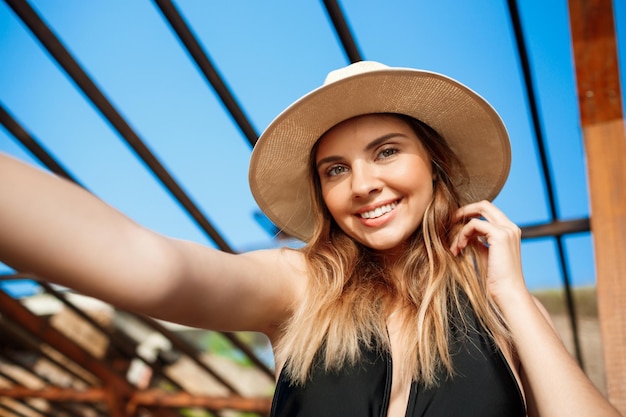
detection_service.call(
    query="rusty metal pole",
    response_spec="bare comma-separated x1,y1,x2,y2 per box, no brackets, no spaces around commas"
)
0,289,134,415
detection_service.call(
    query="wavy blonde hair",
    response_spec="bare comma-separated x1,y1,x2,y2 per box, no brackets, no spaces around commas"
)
274,114,511,386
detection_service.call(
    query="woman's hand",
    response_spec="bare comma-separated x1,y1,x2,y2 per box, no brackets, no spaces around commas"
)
450,200,526,300
451,201,621,416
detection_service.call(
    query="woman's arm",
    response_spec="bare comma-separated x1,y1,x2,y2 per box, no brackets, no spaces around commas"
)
497,284,620,416
0,153,305,336
451,200,620,417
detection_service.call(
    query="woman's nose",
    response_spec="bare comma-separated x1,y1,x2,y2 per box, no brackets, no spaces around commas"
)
351,163,382,198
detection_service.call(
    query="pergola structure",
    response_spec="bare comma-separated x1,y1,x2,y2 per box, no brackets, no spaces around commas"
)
0,0,624,415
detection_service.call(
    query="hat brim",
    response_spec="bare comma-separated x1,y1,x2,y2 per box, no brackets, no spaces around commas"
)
249,65,511,242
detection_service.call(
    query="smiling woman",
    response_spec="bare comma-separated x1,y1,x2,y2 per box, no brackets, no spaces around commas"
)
315,114,435,253
0,61,620,417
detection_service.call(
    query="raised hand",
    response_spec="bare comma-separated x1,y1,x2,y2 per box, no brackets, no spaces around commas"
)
450,200,526,300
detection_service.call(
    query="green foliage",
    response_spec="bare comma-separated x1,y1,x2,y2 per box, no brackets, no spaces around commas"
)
180,408,212,417
201,332,254,367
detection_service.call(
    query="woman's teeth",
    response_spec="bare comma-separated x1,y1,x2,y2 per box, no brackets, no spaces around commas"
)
360,202,397,219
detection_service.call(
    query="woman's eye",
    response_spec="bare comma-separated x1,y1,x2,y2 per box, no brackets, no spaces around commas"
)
326,165,348,177
378,148,398,159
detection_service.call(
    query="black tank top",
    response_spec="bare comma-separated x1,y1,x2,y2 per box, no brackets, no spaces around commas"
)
270,302,526,417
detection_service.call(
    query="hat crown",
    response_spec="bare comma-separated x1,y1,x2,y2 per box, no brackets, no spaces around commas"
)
324,61,389,85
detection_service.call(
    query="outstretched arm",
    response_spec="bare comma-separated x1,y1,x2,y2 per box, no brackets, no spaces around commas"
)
0,153,305,337
451,201,620,417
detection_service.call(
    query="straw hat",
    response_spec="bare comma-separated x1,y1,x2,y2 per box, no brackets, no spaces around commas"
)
249,61,511,242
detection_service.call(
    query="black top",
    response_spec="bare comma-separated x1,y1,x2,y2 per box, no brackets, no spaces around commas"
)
270,303,526,417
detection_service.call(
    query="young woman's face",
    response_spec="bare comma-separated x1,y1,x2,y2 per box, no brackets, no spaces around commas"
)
315,114,434,253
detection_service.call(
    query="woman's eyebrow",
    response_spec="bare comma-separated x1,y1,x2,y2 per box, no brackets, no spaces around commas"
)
364,132,407,152
316,155,343,171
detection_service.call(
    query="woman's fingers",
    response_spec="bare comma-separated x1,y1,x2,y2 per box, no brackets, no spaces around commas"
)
451,200,526,297
454,200,512,226
451,217,491,255
451,201,520,252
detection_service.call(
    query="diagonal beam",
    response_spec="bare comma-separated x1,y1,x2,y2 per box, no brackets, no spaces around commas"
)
152,0,259,147
506,0,583,364
0,103,84,187
131,314,242,395
37,281,185,391
0,401,32,417
321,0,363,63
0,320,97,387
0,289,133,396
2,273,275,388
0,354,99,417
220,332,274,379
3,0,233,252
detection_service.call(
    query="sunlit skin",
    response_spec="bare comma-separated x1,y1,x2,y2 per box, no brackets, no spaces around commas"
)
315,114,434,257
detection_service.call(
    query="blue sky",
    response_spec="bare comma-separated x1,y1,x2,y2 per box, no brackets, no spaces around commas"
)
1,0,625,293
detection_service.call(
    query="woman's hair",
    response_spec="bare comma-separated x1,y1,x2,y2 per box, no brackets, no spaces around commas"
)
274,114,511,386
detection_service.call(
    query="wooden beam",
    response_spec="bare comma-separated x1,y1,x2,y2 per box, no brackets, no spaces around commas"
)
568,0,622,125
127,390,272,415
0,387,272,415
0,289,132,417
0,387,107,402
568,0,626,412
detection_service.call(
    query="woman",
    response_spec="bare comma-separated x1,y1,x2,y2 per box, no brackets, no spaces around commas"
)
0,61,619,416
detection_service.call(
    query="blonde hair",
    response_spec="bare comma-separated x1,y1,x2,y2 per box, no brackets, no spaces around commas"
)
274,114,511,386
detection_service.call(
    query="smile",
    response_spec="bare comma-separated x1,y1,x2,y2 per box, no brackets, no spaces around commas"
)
358,201,398,219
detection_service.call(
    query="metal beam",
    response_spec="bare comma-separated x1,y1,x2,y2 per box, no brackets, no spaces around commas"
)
152,0,259,147
0,103,84,187
322,0,363,63
520,218,590,239
0,319,97,386
221,332,275,379
3,0,233,253
0,356,93,417
0,401,32,417
131,314,242,395
0,289,134,401
128,390,272,415
507,0,583,364
0,386,107,403
37,281,185,391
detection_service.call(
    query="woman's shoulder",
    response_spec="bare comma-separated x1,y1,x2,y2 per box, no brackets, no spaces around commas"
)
241,246,307,274
238,246,309,297
236,247,309,339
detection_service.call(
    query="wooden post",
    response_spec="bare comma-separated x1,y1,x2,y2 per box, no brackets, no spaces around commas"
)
568,0,626,412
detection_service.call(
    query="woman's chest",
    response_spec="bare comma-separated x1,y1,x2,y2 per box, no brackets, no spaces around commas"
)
270,320,526,417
